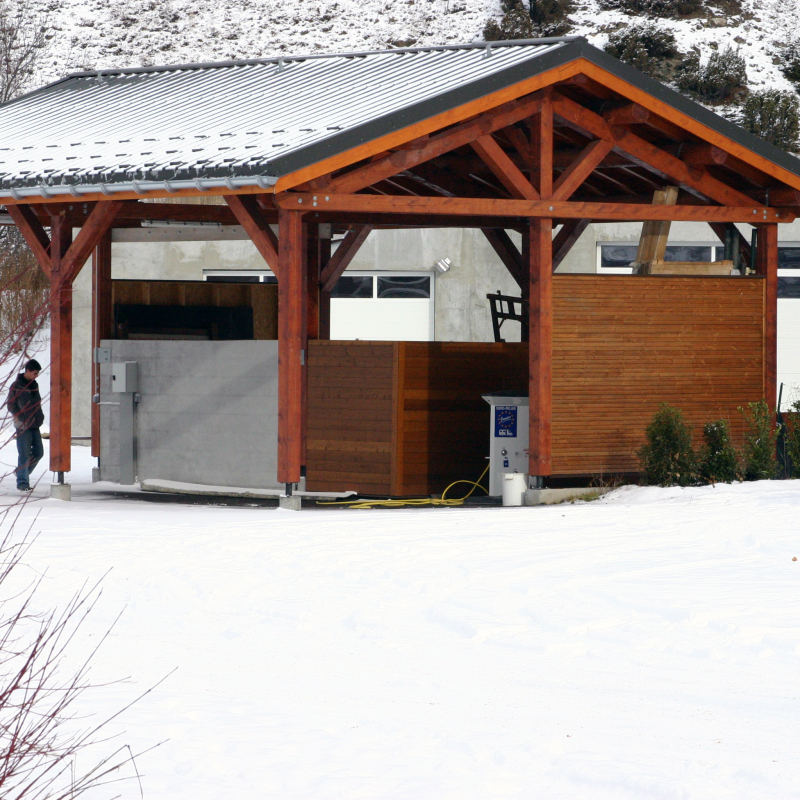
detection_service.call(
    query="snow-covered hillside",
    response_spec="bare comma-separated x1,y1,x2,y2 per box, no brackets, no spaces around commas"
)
24,0,800,102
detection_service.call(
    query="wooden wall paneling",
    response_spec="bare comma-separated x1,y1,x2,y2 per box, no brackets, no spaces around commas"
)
250,285,278,339
390,341,406,496
550,276,765,475
305,341,395,494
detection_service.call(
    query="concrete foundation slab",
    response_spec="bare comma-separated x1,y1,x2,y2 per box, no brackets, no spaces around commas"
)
279,495,302,511
50,483,72,501
524,486,616,506
140,478,354,501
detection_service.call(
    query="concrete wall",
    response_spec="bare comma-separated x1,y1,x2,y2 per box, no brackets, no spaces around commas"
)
98,339,279,488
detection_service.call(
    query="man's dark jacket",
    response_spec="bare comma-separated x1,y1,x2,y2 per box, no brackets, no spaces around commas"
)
7,374,44,432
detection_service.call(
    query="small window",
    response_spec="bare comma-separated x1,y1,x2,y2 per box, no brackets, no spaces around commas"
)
664,246,712,262
332,275,373,298
377,275,431,298
262,276,278,284
778,277,800,298
206,274,260,283
600,245,637,269
779,247,800,269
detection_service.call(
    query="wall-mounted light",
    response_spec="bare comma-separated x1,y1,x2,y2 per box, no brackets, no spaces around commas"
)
434,257,452,274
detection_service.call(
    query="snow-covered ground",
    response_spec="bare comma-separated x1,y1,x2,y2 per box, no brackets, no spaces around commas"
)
1,439,799,799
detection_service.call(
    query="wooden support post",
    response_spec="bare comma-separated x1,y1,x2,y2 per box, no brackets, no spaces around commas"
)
306,224,320,341
319,225,333,339
49,214,73,475
278,208,305,487
91,232,112,458
528,89,553,481
756,224,778,412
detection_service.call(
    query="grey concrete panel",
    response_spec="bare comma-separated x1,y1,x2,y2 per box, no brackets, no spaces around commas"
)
99,340,279,489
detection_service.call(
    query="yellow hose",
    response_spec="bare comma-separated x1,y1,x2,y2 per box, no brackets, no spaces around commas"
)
317,463,490,509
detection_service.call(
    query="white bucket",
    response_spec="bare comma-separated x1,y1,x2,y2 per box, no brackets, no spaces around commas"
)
502,472,528,507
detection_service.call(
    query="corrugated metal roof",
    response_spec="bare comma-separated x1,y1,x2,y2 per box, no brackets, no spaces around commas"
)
1,37,799,200
0,39,572,197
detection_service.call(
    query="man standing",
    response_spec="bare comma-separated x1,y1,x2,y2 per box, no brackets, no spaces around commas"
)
7,359,44,492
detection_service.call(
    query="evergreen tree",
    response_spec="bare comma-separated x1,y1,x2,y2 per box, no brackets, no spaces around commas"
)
742,89,800,151
637,404,697,486
739,400,778,481
697,419,739,483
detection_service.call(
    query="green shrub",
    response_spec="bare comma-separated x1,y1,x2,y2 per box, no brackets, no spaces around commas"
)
697,419,739,483
484,0,572,40
638,404,696,486
739,399,778,480
784,403,800,478
675,47,747,105
778,42,800,85
598,0,703,18
741,89,800,151
605,23,679,79
529,0,572,36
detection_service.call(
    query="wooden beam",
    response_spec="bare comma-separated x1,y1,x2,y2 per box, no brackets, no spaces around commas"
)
224,194,280,275
482,228,525,290
306,224,320,341
277,208,305,486
91,232,112,459
319,228,333,339
49,214,73,475
503,124,532,163
470,134,539,200
552,93,761,208
757,224,778,413
60,200,123,287
7,204,51,277
530,87,554,199
528,217,553,477
552,138,614,201
603,102,686,141
319,225,373,292
327,93,544,195
552,218,590,270
275,192,792,222
635,186,679,268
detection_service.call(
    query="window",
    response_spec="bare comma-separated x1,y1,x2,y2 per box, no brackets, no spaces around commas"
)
600,245,637,270
778,277,800,298
205,274,260,283
663,246,712,262
779,247,800,269
377,275,431,298
331,276,373,298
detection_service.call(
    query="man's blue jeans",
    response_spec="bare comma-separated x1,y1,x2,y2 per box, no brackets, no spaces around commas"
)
15,428,43,489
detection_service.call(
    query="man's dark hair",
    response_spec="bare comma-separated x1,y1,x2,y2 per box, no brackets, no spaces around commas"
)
24,359,41,372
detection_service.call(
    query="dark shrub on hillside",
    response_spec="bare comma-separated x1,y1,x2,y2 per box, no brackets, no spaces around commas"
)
638,404,696,486
484,0,571,40
675,46,747,104
598,0,703,18
529,0,572,36
739,399,777,481
778,42,800,85
741,89,800,151
484,0,534,40
697,420,739,484
605,23,678,79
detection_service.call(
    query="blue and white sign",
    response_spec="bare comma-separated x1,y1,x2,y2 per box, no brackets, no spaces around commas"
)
494,406,517,438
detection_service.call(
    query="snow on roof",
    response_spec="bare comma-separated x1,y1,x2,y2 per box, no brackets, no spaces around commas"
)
0,39,571,198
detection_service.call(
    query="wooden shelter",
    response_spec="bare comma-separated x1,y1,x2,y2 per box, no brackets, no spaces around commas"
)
0,37,798,494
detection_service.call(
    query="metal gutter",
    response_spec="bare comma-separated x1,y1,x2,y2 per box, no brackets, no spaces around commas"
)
5,174,277,200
